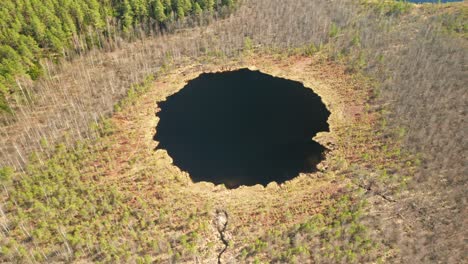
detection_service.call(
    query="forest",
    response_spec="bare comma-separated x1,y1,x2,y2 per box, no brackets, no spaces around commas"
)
0,0,234,112
0,0,466,263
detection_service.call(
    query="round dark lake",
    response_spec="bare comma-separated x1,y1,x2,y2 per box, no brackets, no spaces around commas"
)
154,69,330,188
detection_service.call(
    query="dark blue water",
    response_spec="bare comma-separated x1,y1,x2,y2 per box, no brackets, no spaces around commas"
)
154,69,330,188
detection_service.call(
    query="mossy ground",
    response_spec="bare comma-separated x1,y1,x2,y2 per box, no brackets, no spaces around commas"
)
1,51,418,263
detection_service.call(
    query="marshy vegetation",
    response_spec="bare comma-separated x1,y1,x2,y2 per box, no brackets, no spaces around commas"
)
0,0,466,263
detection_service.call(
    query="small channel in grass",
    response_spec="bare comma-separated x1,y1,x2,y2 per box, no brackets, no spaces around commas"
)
154,69,331,188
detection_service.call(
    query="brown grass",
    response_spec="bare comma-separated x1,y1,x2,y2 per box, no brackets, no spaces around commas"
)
75,52,375,262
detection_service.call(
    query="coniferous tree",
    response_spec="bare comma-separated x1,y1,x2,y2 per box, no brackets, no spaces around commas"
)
152,0,167,22
193,2,202,16
0,0,236,112
120,0,135,32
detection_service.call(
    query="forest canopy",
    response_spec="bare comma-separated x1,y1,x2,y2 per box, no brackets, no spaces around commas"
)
0,0,235,113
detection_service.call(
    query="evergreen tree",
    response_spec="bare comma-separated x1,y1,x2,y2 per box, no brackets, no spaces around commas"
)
222,0,234,7
131,0,149,23
0,0,236,112
183,0,192,12
163,0,174,20
198,0,215,12
193,2,202,16
120,0,135,32
152,0,167,22
174,0,186,18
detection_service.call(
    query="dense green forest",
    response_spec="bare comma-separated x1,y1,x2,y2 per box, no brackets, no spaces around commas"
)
0,0,234,112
